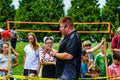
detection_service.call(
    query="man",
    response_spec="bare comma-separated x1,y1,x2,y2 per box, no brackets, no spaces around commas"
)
10,27,19,49
50,17,81,80
111,27,120,53
0,30,20,57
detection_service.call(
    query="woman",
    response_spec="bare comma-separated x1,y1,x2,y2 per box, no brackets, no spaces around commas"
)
39,36,56,78
23,33,41,77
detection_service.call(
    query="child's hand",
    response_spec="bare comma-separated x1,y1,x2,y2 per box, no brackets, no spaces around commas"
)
42,45,51,53
15,53,20,57
101,37,105,43
91,74,95,78
3,68,8,72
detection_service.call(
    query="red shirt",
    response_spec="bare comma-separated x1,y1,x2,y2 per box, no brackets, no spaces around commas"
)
110,32,115,39
111,35,120,49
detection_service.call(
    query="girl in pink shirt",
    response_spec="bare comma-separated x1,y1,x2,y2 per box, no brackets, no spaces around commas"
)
39,36,56,78
108,52,120,78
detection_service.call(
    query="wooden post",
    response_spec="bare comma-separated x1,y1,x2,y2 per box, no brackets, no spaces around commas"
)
7,21,10,31
104,39,108,79
8,42,11,80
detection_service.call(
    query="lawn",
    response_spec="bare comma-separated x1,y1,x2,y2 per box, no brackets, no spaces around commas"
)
13,42,113,75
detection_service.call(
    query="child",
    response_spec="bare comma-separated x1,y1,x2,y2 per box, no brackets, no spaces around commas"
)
0,43,18,79
95,43,113,77
108,52,120,77
81,54,96,78
82,38,105,71
82,40,95,60
0,30,20,57
23,33,41,77
89,65,101,78
39,36,56,78
82,40,95,70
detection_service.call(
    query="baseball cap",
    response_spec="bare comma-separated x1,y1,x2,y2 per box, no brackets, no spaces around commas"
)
1,30,13,37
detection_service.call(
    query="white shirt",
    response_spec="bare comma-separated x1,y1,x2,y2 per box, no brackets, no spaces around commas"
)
24,44,41,70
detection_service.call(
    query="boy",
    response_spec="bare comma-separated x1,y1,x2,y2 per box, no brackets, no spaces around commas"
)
95,43,113,77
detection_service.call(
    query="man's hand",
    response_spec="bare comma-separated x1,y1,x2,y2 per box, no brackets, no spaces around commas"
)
50,50,56,57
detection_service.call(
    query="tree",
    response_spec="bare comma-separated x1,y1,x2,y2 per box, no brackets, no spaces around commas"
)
0,0,15,29
102,0,120,32
15,0,64,42
67,0,102,41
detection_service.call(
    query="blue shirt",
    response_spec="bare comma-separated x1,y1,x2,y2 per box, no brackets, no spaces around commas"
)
89,53,94,60
81,63,88,78
81,63,91,78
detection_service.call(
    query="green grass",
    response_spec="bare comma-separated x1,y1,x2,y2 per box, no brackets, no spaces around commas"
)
13,42,113,75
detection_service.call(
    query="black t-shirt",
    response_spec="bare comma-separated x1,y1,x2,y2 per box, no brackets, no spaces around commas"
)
56,31,82,80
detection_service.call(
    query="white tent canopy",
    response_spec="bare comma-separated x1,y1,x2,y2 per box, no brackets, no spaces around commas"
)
0,28,4,32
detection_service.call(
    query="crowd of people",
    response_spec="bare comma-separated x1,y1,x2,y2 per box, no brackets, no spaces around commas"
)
0,16,120,80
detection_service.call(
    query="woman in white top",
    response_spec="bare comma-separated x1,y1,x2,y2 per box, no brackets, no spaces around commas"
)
23,33,41,77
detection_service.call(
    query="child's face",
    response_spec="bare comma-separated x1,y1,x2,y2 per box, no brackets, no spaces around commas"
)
101,44,108,53
28,35,34,44
82,54,89,63
101,45,105,53
114,59,120,66
84,45,91,50
2,44,9,54
2,36,10,41
45,39,53,49
91,72,99,78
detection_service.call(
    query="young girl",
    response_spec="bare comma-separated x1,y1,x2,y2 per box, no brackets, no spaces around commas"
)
0,43,18,79
39,36,56,78
23,33,41,77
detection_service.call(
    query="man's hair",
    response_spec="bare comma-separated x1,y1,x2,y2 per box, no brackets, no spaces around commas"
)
59,16,73,26
113,52,120,60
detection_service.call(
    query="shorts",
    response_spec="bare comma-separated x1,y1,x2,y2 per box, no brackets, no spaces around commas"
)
23,69,37,76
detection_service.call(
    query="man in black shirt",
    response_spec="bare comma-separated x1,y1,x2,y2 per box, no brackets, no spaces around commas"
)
50,16,82,80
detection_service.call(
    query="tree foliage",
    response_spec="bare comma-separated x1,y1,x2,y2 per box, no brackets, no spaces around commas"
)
15,0,64,42
102,0,120,32
0,0,15,29
67,0,103,41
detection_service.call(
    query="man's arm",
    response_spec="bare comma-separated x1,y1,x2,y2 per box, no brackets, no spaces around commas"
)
50,51,73,60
